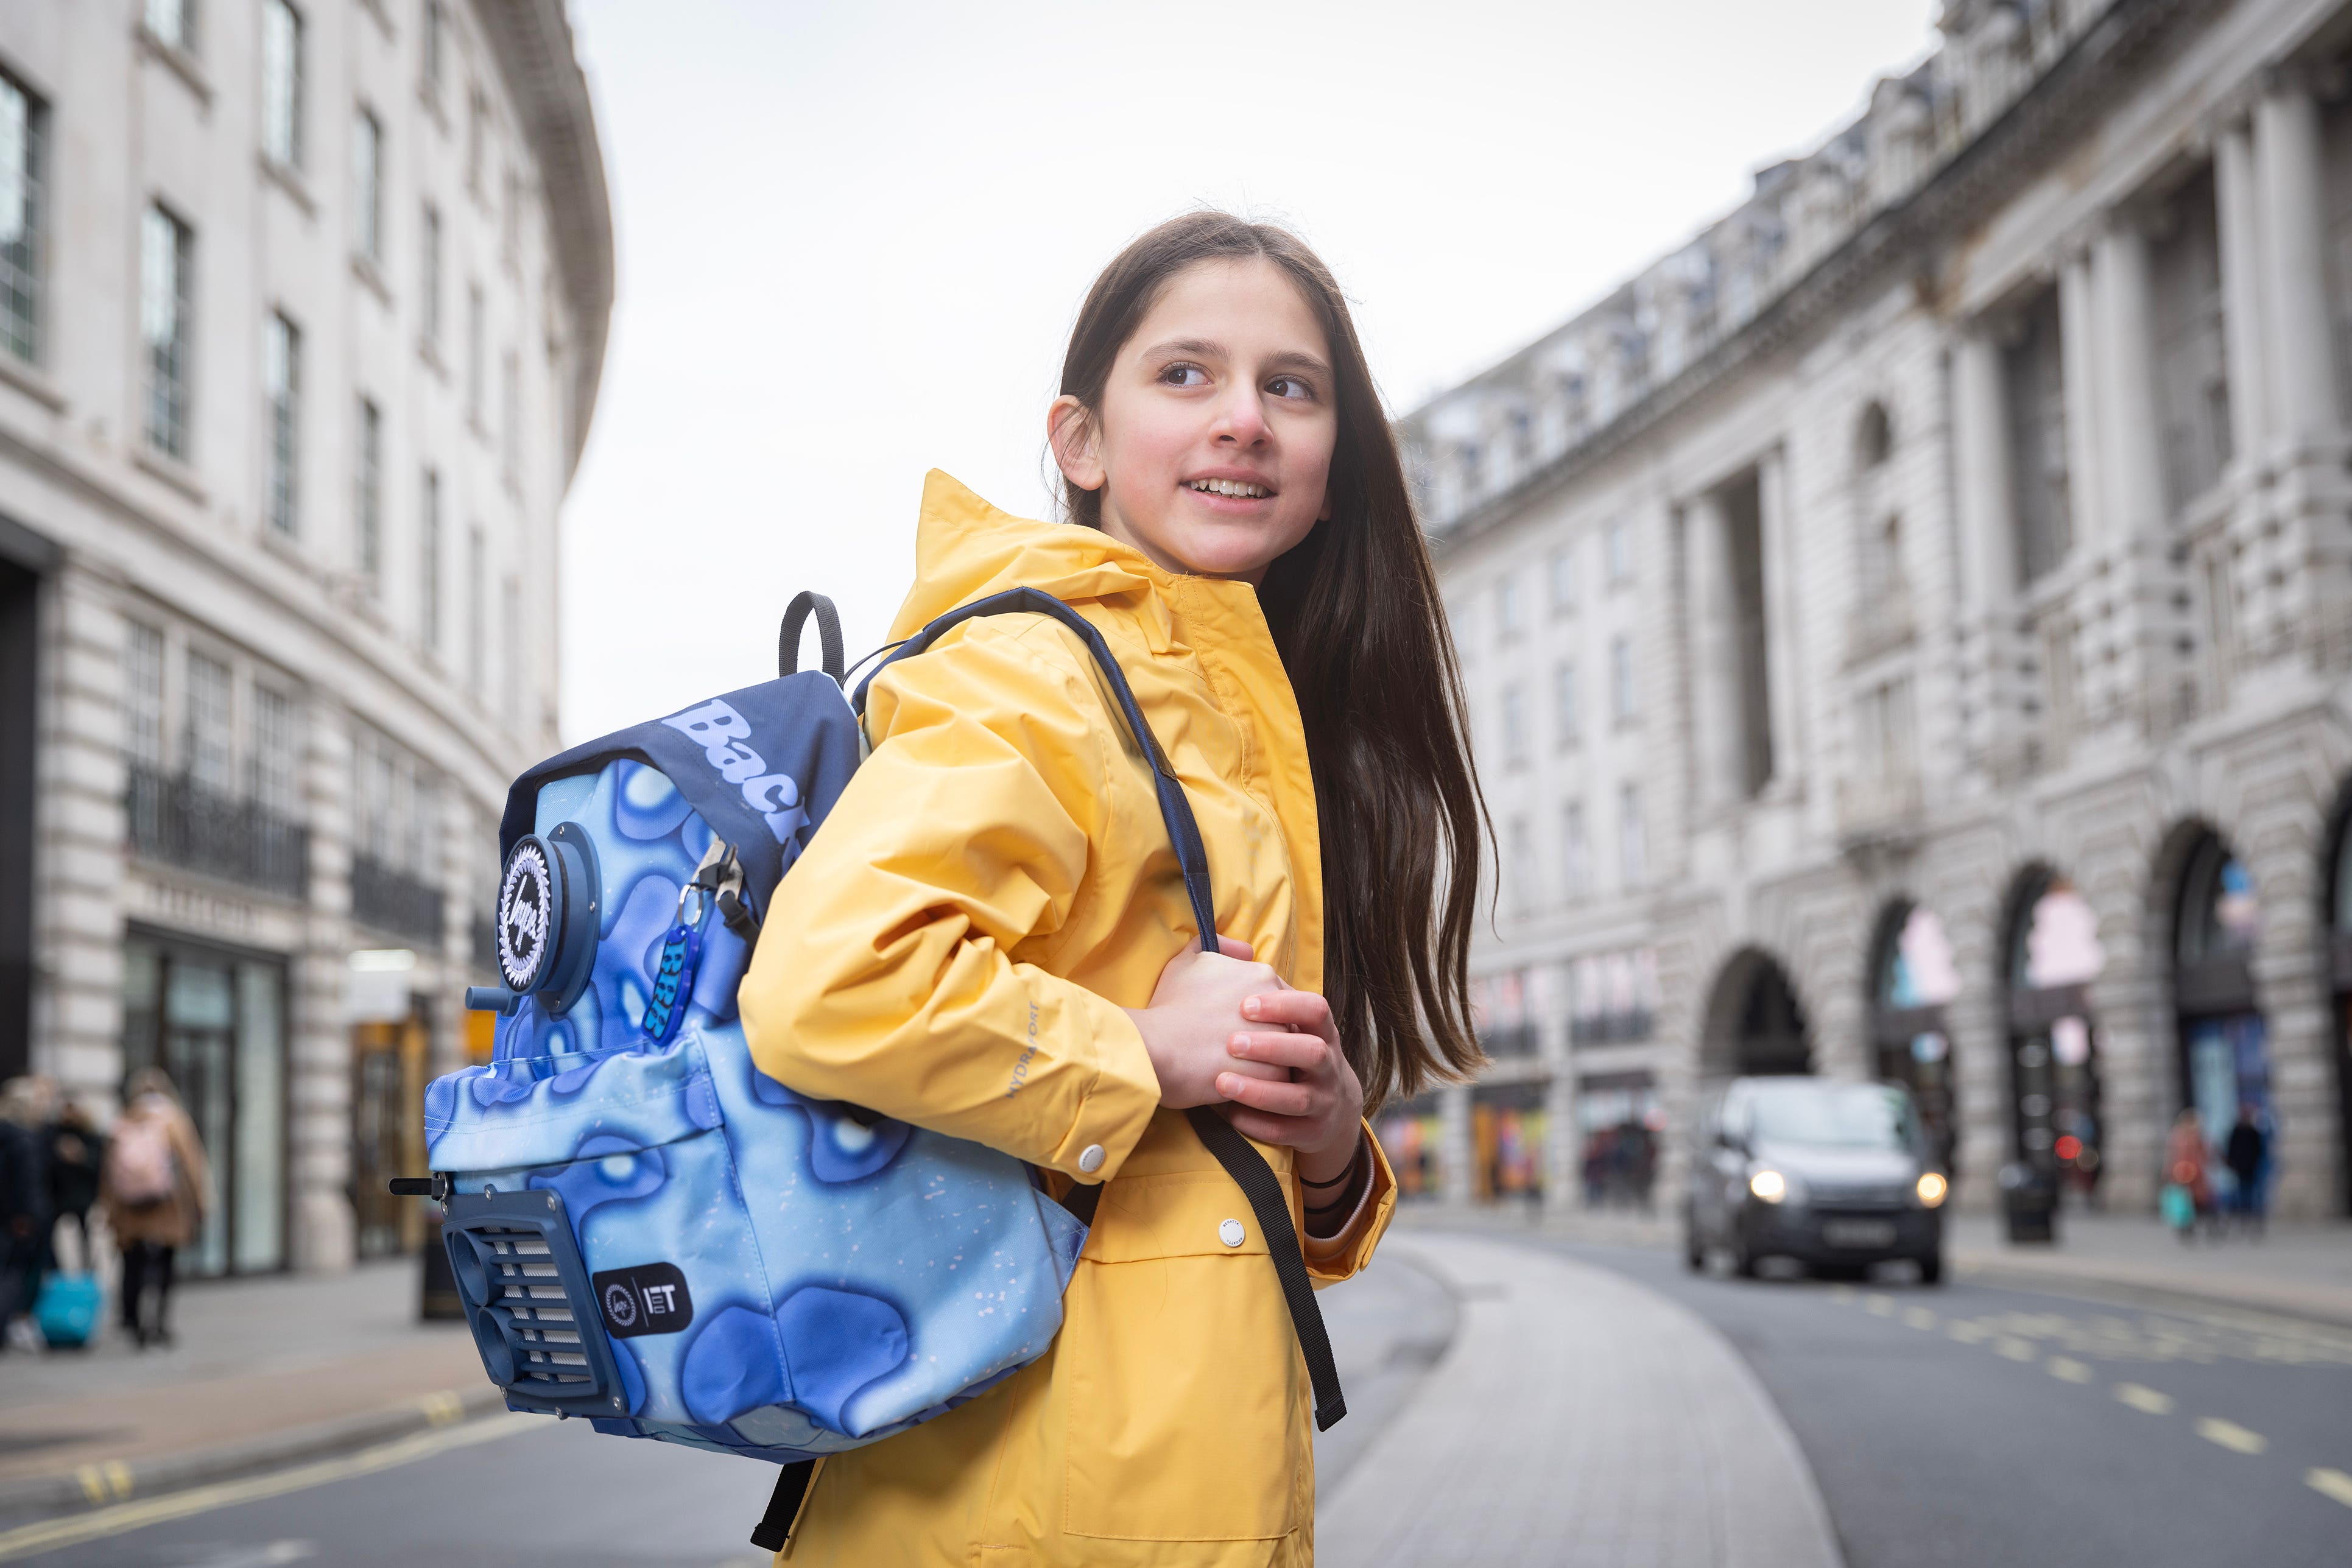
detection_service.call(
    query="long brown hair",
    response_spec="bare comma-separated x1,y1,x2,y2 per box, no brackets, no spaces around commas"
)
1057,211,1485,1108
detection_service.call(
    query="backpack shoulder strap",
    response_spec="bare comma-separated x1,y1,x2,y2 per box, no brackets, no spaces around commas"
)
853,588,1217,957
853,587,1347,1433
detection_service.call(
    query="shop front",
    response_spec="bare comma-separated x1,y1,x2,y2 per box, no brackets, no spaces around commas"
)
2002,870,2105,1203
1868,902,1961,1174
119,929,289,1277
2172,834,2271,1210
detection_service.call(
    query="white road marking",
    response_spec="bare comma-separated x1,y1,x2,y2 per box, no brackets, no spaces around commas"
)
2114,1383,2174,1415
2308,1468,2352,1510
1995,1335,2038,1361
2194,1417,2267,1455
1901,1307,1938,1331
0,1416,531,1562
2046,1356,2093,1383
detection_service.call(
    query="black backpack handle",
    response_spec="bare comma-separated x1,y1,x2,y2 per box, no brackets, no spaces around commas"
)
780,592,846,684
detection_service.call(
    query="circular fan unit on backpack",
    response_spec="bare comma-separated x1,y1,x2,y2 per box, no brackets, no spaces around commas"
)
494,826,602,1014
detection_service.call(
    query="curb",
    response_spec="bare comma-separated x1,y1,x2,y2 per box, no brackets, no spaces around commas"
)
1951,1250,2352,1334
0,1380,508,1524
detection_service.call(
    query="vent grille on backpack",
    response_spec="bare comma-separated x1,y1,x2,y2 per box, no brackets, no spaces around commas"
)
441,1188,624,1416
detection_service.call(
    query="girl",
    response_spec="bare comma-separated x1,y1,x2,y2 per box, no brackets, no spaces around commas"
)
739,211,1484,1565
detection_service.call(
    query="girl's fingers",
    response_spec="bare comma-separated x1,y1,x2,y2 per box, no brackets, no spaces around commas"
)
1214,935,1256,961
1241,989,1334,1038
1223,1108,1314,1147
1227,1032,1326,1072
1216,1071,1316,1118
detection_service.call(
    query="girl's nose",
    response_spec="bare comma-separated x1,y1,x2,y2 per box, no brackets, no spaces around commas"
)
1211,390,1272,447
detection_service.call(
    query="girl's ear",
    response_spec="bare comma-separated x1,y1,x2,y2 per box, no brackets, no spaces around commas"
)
1048,395,1105,493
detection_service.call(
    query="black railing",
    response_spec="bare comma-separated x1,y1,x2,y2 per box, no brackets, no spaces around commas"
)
1571,1008,1655,1047
1480,1023,1540,1058
126,765,309,898
351,853,443,943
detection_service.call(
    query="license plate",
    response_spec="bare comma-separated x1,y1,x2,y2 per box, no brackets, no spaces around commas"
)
1822,1220,1897,1249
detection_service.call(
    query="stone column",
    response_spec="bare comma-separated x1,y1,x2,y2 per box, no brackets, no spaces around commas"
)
1437,1081,1474,1208
2245,832,2338,1220
2256,73,2341,450
2058,250,2106,550
36,571,131,1106
2214,117,2270,466
290,710,356,1273
1756,445,1804,791
1683,493,1739,814
2085,912,2169,1215
1540,962,1582,1216
2094,222,2166,543
1952,329,2018,767
1941,896,2010,1212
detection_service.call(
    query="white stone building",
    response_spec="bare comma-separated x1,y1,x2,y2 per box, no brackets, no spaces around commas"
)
1401,0,2352,1222
0,1,609,1273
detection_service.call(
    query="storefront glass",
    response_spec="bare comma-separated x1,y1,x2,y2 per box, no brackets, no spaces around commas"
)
120,930,290,1276
1871,904,1960,1171
2005,873,2105,1198
2174,837,2271,1204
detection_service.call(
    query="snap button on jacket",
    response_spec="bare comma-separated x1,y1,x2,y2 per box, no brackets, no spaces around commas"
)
738,472,1396,1566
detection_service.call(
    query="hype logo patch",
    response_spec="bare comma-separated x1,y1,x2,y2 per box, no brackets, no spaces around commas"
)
659,698,809,845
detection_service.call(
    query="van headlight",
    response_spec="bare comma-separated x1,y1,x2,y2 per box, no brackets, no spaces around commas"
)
1915,1171,1949,1208
1749,1169,1789,1203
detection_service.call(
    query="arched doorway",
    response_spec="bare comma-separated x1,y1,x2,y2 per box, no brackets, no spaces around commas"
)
1869,902,1960,1173
2003,869,2105,1201
1703,948,1812,1078
2173,832,2270,1209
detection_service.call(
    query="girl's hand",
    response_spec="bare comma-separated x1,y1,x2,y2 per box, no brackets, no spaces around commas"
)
1217,989,1364,1185
1126,937,1294,1110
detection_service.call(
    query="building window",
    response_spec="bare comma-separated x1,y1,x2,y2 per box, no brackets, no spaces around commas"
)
421,1,445,95
466,282,484,421
1861,512,1904,603
467,88,487,195
248,684,299,819
1604,517,1633,586
124,622,167,770
261,0,303,169
1618,782,1646,888
466,524,484,697
145,0,196,53
502,166,520,261
1501,682,1528,768
1856,400,1893,468
183,650,233,795
262,312,298,534
1856,677,1915,779
2150,167,2232,513
2004,286,2071,582
141,205,194,460
1562,800,1590,899
501,349,519,485
1495,575,1523,643
0,72,47,366
419,202,441,343
355,398,382,582
1507,816,1535,915
1610,635,1636,724
351,108,382,262
420,468,441,650
1547,544,1577,616
1553,660,1579,748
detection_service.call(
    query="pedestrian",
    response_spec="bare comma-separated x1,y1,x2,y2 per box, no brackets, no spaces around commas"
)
100,1067,211,1348
2223,1103,2267,1236
0,1079,51,1352
44,1099,105,1274
738,212,1485,1564
2163,1108,2213,1243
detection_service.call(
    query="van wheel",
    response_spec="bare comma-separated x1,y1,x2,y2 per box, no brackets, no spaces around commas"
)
1918,1252,1944,1285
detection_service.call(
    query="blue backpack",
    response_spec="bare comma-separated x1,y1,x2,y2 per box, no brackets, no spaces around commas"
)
408,591,1342,1542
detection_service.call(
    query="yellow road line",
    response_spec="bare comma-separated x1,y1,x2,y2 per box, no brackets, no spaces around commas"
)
2114,1383,2174,1415
2308,1468,2352,1510
2046,1356,2093,1383
2194,1417,2267,1455
0,1415,530,1562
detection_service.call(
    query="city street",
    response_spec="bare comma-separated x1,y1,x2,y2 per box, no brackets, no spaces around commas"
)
6,1225,2346,1566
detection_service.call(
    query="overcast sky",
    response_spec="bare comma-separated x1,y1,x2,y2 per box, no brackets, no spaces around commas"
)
557,0,1942,742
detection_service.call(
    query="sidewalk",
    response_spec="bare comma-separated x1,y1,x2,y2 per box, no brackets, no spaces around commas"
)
0,1257,498,1519
1948,1209,2352,1327
1319,1230,1843,1567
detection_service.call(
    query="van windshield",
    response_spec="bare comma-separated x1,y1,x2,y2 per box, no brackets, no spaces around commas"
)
1746,1082,1917,1151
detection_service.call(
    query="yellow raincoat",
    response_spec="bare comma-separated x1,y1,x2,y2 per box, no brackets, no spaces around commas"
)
739,471,1395,1566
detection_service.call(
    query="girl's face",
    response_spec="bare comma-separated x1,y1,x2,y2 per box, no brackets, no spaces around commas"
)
1051,257,1336,585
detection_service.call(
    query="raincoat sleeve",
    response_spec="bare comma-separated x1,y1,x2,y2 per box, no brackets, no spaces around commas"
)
739,623,1164,1183
1303,1119,1396,1285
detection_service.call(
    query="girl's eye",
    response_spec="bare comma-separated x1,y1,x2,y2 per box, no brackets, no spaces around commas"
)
1160,363,1209,387
1268,374,1317,401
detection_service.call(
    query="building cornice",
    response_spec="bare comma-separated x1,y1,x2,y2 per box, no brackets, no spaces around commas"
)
1424,0,2229,558
471,0,614,480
